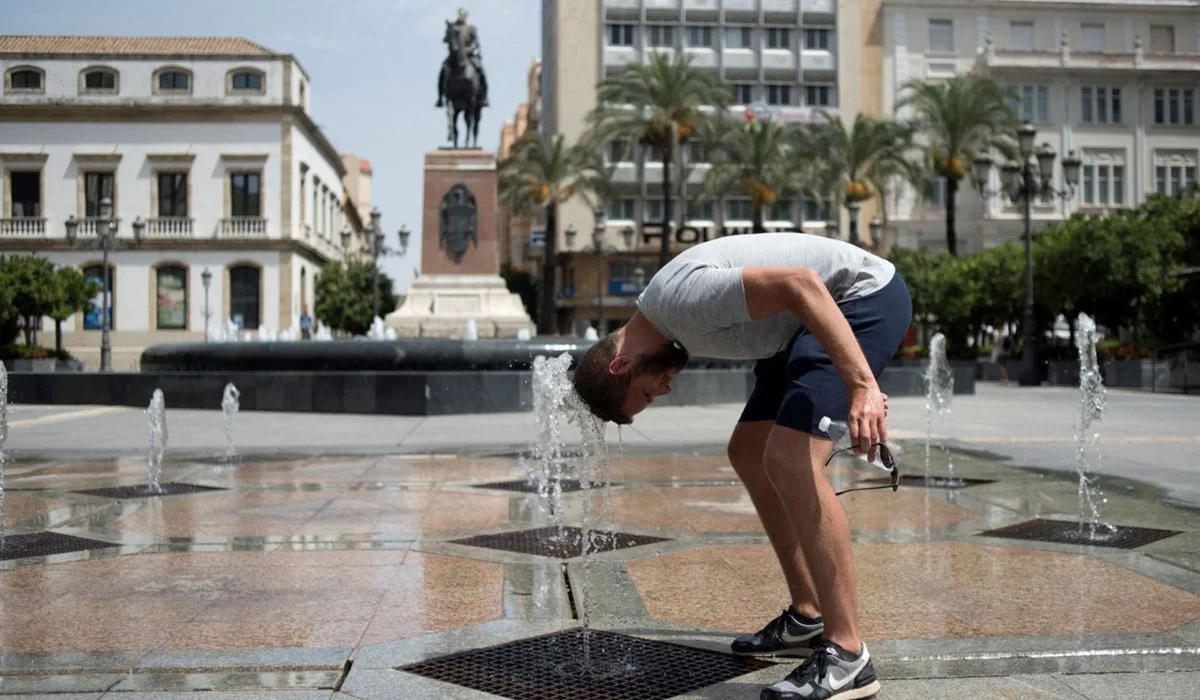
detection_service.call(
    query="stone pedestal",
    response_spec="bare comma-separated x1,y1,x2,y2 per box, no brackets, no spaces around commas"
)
387,149,535,339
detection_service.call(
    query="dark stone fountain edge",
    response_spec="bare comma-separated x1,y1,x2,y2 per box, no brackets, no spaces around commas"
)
3,365,973,416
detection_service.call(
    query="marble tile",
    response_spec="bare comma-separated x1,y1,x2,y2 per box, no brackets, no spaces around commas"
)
160,619,368,651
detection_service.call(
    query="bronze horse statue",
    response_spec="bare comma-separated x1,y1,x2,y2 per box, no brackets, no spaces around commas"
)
440,20,483,149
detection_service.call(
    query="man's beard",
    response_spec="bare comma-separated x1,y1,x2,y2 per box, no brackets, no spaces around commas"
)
634,342,689,376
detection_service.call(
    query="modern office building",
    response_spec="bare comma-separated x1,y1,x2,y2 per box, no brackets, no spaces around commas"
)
540,0,883,334
0,35,368,368
882,0,1200,253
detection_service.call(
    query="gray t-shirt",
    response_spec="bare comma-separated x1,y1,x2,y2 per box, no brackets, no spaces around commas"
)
636,232,896,360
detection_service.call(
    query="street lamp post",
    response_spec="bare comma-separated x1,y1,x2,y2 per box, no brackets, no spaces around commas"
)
973,122,1082,387
64,196,144,372
567,209,636,336
341,210,410,323
201,267,213,341
846,201,862,246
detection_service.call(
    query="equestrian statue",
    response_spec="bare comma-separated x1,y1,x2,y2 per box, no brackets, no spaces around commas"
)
436,7,488,149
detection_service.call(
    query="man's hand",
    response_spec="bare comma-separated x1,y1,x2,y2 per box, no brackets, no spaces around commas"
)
848,383,888,463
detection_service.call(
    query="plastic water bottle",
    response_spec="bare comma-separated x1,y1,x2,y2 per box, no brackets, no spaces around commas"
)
818,416,903,473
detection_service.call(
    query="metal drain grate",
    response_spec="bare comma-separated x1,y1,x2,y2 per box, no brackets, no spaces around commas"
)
449,526,668,559
74,482,228,499
979,518,1182,550
1,531,120,561
474,479,599,494
398,628,773,700
861,475,995,489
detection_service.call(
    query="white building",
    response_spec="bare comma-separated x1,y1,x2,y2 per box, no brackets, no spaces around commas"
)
0,36,364,369
882,0,1200,253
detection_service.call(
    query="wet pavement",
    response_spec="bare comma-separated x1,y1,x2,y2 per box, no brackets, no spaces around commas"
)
2,387,1200,698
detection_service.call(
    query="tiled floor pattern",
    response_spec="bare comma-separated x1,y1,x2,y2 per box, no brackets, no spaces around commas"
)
2,448,1199,697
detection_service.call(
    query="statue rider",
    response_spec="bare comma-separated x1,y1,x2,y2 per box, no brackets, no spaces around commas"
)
437,7,489,108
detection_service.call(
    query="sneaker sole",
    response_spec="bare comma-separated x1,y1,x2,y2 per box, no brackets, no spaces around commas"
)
835,680,881,699
733,647,815,659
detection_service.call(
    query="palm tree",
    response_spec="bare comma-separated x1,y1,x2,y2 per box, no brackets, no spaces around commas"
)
586,51,731,268
498,134,607,335
798,113,915,246
897,74,1018,256
702,113,800,233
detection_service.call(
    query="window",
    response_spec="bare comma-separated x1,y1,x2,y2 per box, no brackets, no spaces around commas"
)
607,198,636,220
1081,86,1121,124
731,83,754,105
84,172,116,217
1081,155,1125,206
686,26,713,48
803,198,833,222
1149,25,1175,53
1009,21,1034,51
771,200,794,223
1079,23,1105,52
926,177,948,209
10,171,41,218
230,172,262,217
607,23,636,46
157,70,190,91
229,69,264,92
689,199,715,220
766,84,792,106
1011,85,1050,123
605,139,632,163
765,28,791,50
928,19,954,53
644,198,665,222
805,85,832,107
7,67,43,91
229,266,261,330
803,28,831,50
686,140,708,163
1154,152,1199,195
726,26,754,49
157,172,188,217
82,265,115,330
1154,88,1196,125
726,197,753,220
646,25,674,47
156,266,187,330
82,68,117,91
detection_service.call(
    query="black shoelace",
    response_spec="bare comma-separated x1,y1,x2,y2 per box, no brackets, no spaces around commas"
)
786,643,832,684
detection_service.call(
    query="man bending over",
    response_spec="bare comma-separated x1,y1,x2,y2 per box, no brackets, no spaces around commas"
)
573,232,911,700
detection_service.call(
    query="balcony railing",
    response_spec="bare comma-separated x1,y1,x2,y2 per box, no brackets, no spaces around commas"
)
147,217,194,237
0,217,46,237
219,216,268,238
78,217,122,237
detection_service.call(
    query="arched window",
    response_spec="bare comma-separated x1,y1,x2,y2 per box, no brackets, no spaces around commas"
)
229,265,261,329
154,67,192,93
228,68,264,94
155,265,188,330
82,264,116,330
5,66,44,93
80,66,118,93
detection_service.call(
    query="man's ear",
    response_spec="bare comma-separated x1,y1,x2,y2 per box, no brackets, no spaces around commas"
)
608,354,634,376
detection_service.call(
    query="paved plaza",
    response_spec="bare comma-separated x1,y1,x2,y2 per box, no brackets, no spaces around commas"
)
2,384,1199,699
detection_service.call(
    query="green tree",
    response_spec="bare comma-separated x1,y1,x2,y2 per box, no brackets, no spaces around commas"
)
313,259,398,337
701,114,798,233
971,242,1024,339
1,254,58,345
897,75,1018,256
497,134,607,335
798,113,915,247
586,50,731,268
47,266,100,354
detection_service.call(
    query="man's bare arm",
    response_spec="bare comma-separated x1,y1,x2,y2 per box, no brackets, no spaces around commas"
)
741,266,886,453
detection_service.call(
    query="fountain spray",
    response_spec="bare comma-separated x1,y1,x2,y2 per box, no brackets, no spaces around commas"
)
221,383,241,469
146,389,168,494
0,361,9,552
1074,313,1113,539
923,333,955,483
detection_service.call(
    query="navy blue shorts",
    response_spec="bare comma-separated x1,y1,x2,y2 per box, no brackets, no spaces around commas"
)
738,273,913,435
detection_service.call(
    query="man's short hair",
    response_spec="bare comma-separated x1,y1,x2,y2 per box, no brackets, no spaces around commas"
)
572,332,632,425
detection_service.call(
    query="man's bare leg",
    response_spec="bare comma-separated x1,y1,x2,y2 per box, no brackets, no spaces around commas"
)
762,425,861,654
727,420,820,617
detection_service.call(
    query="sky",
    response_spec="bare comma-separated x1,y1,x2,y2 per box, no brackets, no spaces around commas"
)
0,0,542,294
